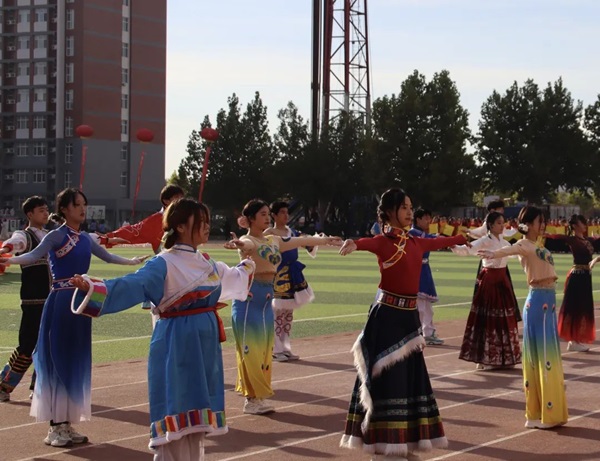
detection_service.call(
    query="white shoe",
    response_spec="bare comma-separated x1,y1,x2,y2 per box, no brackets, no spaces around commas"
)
283,351,300,361
243,398,275,415
525,419,565,429
44,424,73,447
424,330,444,345
65,423,89,444
567,341,590,352
272,353,288,362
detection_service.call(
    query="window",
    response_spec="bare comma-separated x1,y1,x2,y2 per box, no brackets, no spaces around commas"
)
120,144,128,161
121,68,128,85
35,9,48,23
66,10,74,29
65,90,73,110
64,171,72,187
33,142,47,156
122,43,129,58
17,89,30,103
19,10,31,24
65,63,74,83
66,36,74,56
34,35,48,50
122,17,129,32
33,116,46,129
33,170,46,184
120,171,127,187
17,116,29,129
121,120,128,135
16,170,28,184
65,143,73,164
17,63,30,77
17,37,30,51
121,94,128,109
34,62,47,76
65,117,73,136
16,144,28,157
34,89,47,102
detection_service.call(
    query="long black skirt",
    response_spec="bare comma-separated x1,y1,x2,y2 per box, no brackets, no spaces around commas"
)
558,268,595,343
340,302,448,457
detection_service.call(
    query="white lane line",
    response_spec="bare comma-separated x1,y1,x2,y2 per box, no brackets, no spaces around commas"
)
428,408,600,460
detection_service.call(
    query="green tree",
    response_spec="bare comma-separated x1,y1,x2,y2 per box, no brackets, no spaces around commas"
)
369,70,475,210
584,95,600,195
476,78,591,203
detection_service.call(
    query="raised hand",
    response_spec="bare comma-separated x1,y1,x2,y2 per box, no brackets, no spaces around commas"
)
224,232,245,250
326,236,343,246
133,255,151,264
477,249,494,259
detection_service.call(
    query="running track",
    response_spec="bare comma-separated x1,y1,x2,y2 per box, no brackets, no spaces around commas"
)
1,315,600,461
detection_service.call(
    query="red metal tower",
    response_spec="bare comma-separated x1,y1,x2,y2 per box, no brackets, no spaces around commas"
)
311,0,372,137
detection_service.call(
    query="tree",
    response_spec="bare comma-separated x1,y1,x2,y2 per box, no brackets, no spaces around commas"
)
369,70,475,210
584,95,600,195
476,78,591,203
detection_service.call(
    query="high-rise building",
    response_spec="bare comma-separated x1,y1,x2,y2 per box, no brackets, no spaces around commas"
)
0,0,166,229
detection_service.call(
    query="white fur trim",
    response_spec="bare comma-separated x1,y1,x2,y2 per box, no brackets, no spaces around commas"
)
272,286,315,312
371,335,426,379
340,434,364,449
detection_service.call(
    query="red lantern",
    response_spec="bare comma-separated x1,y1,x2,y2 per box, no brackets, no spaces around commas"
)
75,124,94,139
136,128,154,143
200,127,219,142
198,127,219,202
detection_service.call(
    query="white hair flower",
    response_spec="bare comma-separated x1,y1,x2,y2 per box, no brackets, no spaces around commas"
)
518,223,529,233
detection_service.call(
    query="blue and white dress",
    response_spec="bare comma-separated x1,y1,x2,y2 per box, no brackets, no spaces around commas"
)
6,224,142,423
408,226,438,302
72,244,254,449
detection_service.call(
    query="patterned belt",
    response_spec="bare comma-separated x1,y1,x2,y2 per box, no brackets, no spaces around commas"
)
572,264,590,272
422,258,429,264
375,289,417,310
52,278,74,291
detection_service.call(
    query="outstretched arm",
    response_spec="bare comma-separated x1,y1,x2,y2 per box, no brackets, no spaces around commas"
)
1,230,62,265
88,234,149,265
278,235,342,252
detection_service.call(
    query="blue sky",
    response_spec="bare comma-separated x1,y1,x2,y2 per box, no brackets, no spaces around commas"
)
165,0,600,175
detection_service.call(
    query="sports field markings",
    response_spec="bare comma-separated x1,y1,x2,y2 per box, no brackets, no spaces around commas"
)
6,344,600,461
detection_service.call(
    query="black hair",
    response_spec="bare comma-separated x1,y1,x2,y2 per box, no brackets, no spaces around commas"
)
485,211,504,232
55,188,88,219
377,188,408,225
162,198,209,249
22,196,48,216
517,206,545,233
242,199,270,222
413,208,432,226
487,200,505,212
270,201,289,215
568,214,586,235
160,184,185,206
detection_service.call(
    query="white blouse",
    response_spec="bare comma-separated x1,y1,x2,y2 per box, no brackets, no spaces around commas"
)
452,233,511,268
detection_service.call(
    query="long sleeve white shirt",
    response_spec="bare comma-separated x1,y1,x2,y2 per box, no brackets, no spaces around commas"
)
452,233,511,268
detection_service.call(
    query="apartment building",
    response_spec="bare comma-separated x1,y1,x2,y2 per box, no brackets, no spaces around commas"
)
0,0,166,228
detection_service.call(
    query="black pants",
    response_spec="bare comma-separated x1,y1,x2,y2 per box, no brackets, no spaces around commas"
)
0,303,44,392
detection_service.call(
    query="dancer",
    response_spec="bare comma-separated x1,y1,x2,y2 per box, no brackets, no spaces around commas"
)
225,199,341,415
339,188,467,461
478,206,568,429
264,201,316,362
547,214,599,352
105,183,184,253
0,188,148,447
70,198,254,461
451,212,521,370
0,196,50,402
105,183,184,328
408,208,444,345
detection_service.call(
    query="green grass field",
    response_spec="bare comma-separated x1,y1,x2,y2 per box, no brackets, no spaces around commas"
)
0,247,582,364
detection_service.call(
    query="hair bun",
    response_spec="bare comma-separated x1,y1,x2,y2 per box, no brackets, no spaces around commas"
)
237,216,250,229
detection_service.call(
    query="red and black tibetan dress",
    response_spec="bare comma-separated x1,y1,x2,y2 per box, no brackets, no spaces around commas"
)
340,229,466,457
557,236,598,344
